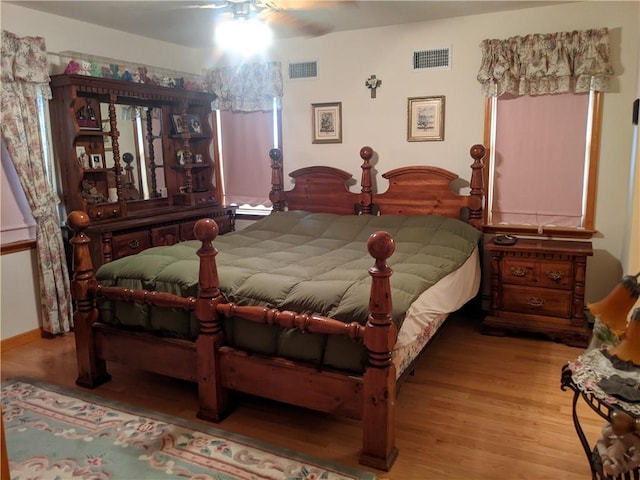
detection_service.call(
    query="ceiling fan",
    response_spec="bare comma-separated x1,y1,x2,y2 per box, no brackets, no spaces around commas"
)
187,0,354,38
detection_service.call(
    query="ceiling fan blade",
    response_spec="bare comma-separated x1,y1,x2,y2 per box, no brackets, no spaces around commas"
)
264,10,333,37
262,0,357,11
182,2,229,10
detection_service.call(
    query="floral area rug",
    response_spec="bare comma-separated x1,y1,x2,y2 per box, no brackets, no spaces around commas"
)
2,378,377,480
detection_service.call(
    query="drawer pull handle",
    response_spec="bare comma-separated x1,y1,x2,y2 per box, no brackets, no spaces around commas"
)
547,270,564,280
128,240,139,249
510,267,527,277
526,297,544,308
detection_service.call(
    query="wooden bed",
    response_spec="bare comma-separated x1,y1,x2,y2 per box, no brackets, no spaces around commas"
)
68,144,486,471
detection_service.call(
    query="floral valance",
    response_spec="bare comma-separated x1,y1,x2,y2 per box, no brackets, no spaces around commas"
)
202,62,283,112
1,30,52,99
477,28,614,97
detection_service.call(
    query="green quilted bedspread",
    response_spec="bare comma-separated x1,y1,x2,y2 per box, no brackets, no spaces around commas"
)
96,211,481,373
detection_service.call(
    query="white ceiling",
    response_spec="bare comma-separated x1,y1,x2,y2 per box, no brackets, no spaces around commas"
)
9,1,574,48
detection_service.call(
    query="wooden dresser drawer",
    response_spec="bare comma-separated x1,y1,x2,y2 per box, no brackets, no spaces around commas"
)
537,260,573,289
502,285,572,318
152,225,179,246
501,258,536,285
112,231,152,259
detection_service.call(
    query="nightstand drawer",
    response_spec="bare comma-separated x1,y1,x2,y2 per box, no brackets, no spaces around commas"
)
501,258,536,285
112,231,152,259
537,261,573,289
502,285,572,318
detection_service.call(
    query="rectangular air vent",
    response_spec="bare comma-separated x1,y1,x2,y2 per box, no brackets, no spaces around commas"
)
288,61,318,79
412,47,451,71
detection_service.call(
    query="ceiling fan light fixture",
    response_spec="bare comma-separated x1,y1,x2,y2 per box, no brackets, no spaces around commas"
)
214,19,273,56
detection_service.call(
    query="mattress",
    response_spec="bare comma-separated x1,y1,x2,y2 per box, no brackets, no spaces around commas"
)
393,248,480,377
96,211,481,373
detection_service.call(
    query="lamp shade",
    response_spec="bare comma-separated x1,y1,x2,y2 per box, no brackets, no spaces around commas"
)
607,307,640,366
587,273,640,337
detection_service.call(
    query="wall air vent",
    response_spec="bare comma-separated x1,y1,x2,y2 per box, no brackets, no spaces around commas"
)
288,61,318,79
412,47,451,71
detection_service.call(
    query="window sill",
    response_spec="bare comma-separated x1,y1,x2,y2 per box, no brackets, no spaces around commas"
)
483,224,596,239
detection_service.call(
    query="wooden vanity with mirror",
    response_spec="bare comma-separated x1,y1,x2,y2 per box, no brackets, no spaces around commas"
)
49,74,236,270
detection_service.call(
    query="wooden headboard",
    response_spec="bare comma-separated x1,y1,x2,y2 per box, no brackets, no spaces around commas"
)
269,144,485,229
374,144,486,229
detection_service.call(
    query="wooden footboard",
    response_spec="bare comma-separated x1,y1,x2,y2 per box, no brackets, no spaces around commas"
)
68,212,399,470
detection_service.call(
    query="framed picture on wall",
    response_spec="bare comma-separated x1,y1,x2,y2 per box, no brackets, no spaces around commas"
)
407,96,445,142
312,102,342,144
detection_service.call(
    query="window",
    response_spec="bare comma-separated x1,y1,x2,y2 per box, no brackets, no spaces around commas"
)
483,91,603,239
216,97,281,215
477,28,612,239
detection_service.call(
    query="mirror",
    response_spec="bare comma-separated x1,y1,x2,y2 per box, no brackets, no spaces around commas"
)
100,103,166,201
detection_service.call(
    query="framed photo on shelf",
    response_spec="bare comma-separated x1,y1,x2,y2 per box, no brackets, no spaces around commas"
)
171,114,186,135
407,96,445,142
90,153,103,169
171,114,204,136
312,102,342,144
186,114,203,136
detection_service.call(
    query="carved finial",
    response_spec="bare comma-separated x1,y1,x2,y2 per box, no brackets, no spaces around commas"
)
67,210,90,231
269,148,282,162
360,146,374,161
367,231,395,263
470,144,486,161
194,218,219,243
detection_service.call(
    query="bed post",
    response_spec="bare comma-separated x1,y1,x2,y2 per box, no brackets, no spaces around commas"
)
67,211,111,388
467,144,486,230
360,231,399,471
193,218,230,422
269,148,285,212
359,146,374,214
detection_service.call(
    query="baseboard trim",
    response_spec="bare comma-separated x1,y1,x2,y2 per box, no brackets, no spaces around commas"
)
1,328,42,351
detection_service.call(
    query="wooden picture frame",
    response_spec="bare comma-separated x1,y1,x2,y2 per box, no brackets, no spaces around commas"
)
312,102,342,144
407,96,445,142
90,153,103,169
171,114,204,136
186,114,203,136
171,114,186,135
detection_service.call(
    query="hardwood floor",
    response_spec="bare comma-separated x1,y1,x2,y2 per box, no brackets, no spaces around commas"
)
1,315,603,479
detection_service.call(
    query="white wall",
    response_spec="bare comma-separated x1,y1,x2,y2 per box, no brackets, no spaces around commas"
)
1,1,638,338
265,1,639,301
0,250,41,339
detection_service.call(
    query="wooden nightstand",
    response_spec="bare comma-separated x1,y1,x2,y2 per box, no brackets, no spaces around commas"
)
482,238,593,347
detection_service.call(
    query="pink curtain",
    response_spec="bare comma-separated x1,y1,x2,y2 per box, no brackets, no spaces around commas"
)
220,110,274,207
491,93,590,228
1,30,73,334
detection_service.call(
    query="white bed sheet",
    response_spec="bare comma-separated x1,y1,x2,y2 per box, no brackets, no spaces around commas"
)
393,247,481,378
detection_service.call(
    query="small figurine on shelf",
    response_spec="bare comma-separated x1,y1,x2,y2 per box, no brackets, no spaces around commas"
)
90,61,102,77
176,149,186,165
138,66,150,84
78,60,92,76
64,60,80,74
86,101,96,121
81,179,106,204
79,152,90,169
